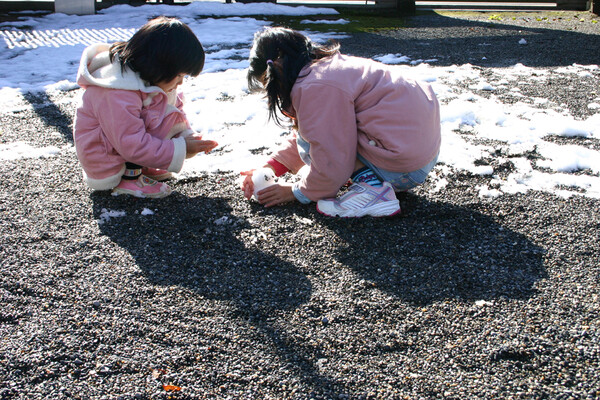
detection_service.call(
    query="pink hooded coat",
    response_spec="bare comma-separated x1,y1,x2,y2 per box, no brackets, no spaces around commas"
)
271,53,441,202
74,43,190,190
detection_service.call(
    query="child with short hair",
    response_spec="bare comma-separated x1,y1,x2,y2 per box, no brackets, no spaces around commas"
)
74,16,217,198
240,27,441,217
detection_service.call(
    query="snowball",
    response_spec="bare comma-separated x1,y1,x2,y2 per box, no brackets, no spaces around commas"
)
252,167,276,199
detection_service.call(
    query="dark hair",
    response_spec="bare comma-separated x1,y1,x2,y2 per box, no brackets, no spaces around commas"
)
247,27,340,127
110,16,205,86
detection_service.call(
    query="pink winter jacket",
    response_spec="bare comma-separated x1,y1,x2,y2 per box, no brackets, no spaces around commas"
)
272,53,441,202
74,44,190,190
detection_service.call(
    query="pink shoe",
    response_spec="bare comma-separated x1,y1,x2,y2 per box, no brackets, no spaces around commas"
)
142,167,172,181
112,175,172,198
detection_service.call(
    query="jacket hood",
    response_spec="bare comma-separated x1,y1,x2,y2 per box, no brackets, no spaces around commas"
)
76,43,162,93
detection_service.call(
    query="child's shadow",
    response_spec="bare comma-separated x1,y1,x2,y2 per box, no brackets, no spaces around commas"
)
90,190,346,391
91,191,310,312
318,193,548,305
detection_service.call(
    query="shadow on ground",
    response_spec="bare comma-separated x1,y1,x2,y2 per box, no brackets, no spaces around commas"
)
317,192,548,305
88,177,547,394
91,190,310,310
90,187,347,394
22,92,74,144
91,182,548,308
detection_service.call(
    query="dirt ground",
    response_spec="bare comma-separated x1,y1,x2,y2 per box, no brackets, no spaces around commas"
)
1,8,599,400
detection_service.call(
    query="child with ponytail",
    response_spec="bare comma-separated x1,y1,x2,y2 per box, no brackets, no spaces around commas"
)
240,27,440,217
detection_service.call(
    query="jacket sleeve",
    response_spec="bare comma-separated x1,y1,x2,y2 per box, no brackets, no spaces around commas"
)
292,83,358,201
94,89,186,172
271,134,306,174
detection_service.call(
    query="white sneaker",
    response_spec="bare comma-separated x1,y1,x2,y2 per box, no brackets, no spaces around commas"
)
316,182,400,218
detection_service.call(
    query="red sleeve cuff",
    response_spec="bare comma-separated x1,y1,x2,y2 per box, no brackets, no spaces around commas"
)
266,159,290,177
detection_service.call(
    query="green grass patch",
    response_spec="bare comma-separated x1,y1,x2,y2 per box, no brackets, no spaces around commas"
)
267,8,412,33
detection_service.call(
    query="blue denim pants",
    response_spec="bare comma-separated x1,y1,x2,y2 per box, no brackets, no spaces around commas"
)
292,133,439,203
357,152,439,192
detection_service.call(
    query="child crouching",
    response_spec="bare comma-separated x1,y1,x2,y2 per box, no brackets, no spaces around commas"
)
240,27,440,217
74,16,217,198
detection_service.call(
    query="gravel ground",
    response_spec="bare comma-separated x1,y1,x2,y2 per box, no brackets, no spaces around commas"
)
1,9,600,400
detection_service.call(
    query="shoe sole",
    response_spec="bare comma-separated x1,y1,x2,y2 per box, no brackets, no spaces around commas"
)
111,187,172,199
316,201,401,218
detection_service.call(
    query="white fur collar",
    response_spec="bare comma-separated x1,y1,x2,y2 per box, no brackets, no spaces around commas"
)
77,43,162,93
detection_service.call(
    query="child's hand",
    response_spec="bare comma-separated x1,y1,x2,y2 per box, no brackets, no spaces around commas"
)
240,170,256,200
241,169,294,206
254,183,295,207
240,167,277,201
185,136,218,158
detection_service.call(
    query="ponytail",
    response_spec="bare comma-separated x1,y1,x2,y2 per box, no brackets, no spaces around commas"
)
247,27,339,128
